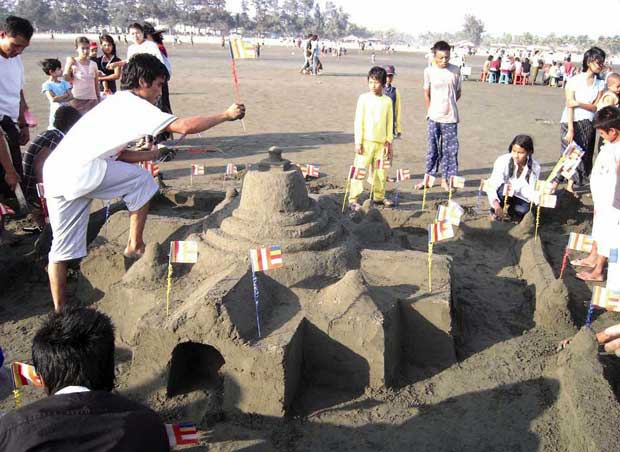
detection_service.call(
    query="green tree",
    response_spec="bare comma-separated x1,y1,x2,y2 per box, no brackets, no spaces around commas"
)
14,0,52,30
462,14,484,46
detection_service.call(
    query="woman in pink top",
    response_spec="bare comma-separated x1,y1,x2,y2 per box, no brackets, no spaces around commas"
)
64,36,100,115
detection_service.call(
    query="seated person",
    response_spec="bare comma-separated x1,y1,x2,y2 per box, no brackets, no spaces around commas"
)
487,134,541,222
21,106,81,231
0,307,170,451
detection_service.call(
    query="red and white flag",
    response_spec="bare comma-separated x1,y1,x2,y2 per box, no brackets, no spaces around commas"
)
592,286,620,312
250,245,283,272
226,163,238,176
11,362,44,388
140,161,159,177
299,164,320,178
428,220,455,243
375,159,391,170
449,175,465,189
191,164,205,176
169,241,198,264
348,166,368,180
567,232,594,253
423,174,436,188
165,423,199,447
437,200,465,226
0,202,15,216
396,168,411,182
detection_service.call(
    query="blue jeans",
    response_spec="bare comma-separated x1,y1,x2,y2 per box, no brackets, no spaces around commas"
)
312,52,319,75
492,184,531,221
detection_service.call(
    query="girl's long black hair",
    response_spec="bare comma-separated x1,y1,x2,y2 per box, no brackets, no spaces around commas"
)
507,134,534,182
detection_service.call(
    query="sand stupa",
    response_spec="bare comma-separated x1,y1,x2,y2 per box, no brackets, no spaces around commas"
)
91,148,454,418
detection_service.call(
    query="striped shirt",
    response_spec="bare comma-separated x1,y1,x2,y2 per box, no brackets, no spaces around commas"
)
22,128,64,200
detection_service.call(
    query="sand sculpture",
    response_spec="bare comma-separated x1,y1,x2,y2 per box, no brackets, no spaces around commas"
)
88,147,453,418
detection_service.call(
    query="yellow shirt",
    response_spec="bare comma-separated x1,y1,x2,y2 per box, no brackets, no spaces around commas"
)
354,92,394,145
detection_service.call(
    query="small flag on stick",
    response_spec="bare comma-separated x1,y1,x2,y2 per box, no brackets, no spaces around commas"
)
166,241,198,316
299,164,320,178
140,161,160,177
0,203,15,216
567,232,594,252
11,362,44,388
591,286,620,312
428,220,455,243
249,245,284,337
229,38,257,59
191,164,205,176
421,174,435,210
437,201,465,226
396,168,411,182
375,159,391,170
449,175,465,189
349,166,368,180
165,423,199,447
226,163,238,176
534,192,557,208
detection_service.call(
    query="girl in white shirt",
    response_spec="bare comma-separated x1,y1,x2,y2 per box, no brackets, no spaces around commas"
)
488,134,541,222
64,36,100,115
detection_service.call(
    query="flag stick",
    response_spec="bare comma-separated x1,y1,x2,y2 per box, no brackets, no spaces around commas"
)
341,178,351,213
529,201,533,213
251,267,262,338
535,205,542,241
502,192,509,217
585,302,594,327
11,370,21,409
546,156,566,183
448,188,453,204
229,57,247,133
428,242,433,293
104,200,111,237
559,247,569,278
422,185,428,210
166,256,173,317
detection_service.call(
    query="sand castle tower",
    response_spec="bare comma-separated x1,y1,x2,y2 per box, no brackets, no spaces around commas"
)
94,148,455,418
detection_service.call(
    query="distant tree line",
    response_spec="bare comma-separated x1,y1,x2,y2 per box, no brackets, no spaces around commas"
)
0,0,372,39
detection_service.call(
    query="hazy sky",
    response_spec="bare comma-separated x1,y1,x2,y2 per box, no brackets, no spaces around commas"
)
226,0,620,38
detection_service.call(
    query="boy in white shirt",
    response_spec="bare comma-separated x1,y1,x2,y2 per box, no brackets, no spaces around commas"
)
43,54,245,311
573,106,620,282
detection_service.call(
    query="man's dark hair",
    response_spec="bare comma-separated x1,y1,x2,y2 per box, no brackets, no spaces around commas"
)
129,22,144,33
368,66,387,85
143,22,164,45
53,106,81,133
121,53,169,90
32,307,116,395
2,16,34,40
40,58,61,75
593,106,620,132
432,40,451,54
74,36,89,48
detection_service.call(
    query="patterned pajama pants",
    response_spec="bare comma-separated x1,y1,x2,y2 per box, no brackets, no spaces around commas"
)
425,120,459,179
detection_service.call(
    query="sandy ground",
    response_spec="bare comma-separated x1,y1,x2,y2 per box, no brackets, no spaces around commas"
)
1,41,619,451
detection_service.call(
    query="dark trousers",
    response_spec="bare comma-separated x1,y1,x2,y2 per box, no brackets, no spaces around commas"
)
493,184,531,220
155,82,173,143
0,116,22,196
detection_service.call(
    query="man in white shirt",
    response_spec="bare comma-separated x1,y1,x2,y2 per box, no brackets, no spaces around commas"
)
43,54,245,311
0,16,33,195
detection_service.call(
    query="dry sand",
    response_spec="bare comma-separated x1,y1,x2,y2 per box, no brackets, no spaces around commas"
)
1,41,620,451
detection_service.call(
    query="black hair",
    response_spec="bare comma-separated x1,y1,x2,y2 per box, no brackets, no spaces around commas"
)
53,105,81,133
582,46,606,73
99,34,117,57
74,36,89,48
32,307,116,395
487,55,493,61
507,134,534,182
2,16,33,40
368,66,387,85
129,22,144,33
432,40,451,54
40,58,61,75
593,106,620,132
143,22,164,45
120,53,169,90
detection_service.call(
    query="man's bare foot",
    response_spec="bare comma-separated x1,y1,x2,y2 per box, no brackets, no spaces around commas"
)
414,182,426,190
123,244,146,259
570,258,596,268
441,180,450,191
566,181,581,199
575,270,604,282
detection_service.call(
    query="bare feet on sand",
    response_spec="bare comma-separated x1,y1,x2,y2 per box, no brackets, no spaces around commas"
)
575,270,604,282
570,258,596,268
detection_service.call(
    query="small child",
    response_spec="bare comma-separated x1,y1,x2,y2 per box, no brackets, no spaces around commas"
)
40,58,73,129
415,40,462,192
349,66,394,210
572,106,620,282
64,36,100,115
383,65,402,138
549,62,560,87
597,73,620,110
487,135,541,223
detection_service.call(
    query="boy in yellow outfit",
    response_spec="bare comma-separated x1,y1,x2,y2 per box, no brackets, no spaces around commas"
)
349,66,394,210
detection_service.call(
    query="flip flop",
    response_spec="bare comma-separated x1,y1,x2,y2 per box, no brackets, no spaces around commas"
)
575,272,604,282
570,258,595,268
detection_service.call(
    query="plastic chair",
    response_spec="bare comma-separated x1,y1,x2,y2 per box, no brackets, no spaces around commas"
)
499,72,510,84
513,73,526,85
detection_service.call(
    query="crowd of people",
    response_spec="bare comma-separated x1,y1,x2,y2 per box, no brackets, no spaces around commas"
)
0,14,619,450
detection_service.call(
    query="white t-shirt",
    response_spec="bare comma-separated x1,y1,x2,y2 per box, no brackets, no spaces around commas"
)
487,152,541,205
591,141,620,209
0,54,25,121
43,91,176,200
560,73,604,123
127,40,166,66
423,63,461,123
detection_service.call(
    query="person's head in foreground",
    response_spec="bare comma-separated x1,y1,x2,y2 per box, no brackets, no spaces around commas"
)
0,15,33,58
432,40,451,69
74,36,90,60
121,53,170,105
593,106,620,143
33,306,115,395
582,46,606,76
53,105,82,134
40,58,62,78
367,66,387,95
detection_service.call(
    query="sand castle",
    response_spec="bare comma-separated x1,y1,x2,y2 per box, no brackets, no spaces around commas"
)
85,148,454,418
